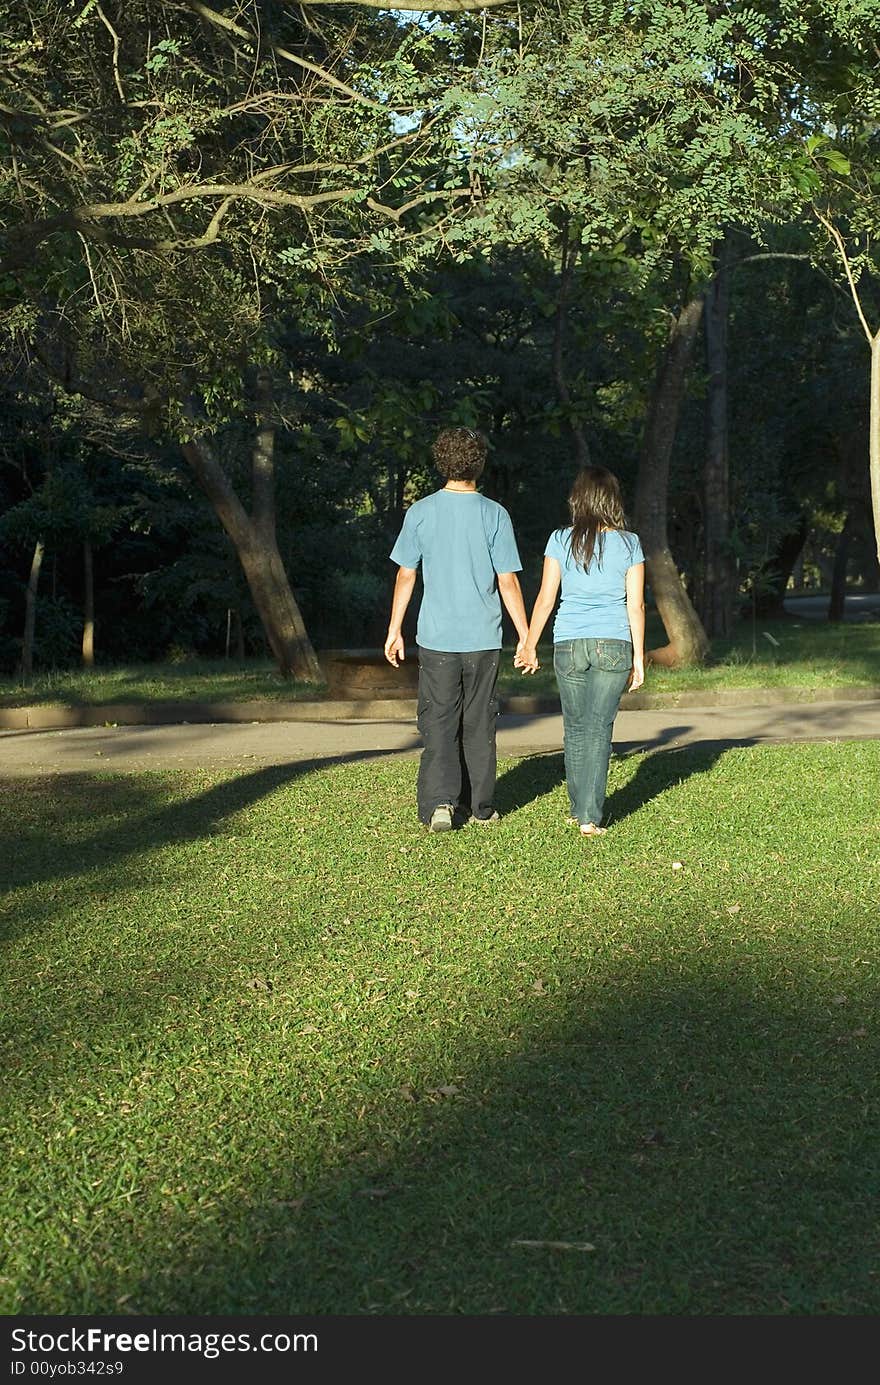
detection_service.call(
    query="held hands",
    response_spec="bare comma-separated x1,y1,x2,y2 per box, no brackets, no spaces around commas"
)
514,638,540,675
384,633,404,667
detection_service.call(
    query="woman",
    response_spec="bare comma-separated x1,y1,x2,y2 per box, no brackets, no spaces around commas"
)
516,466,645,836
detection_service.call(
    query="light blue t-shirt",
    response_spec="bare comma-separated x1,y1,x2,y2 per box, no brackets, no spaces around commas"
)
545,527,644,642
390,490,522,652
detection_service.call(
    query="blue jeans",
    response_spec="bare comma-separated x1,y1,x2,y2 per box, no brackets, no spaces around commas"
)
553,638,633,828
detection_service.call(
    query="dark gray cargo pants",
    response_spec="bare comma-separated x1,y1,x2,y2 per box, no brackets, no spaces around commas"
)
415,646,501,824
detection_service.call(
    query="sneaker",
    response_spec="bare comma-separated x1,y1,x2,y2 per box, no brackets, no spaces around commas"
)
428,803,454,833
469,810,500,824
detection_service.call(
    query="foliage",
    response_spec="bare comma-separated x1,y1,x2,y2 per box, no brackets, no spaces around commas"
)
0,1,495,424
1,1,879,660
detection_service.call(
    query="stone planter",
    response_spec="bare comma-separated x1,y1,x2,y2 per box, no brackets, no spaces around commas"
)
318,648,420,699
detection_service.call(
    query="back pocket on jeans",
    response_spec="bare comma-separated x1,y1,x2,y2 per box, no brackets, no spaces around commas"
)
595,640,630,671
553,643,576,677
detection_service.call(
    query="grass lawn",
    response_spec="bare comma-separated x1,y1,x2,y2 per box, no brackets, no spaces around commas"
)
501,613,880,698
2,742,879,1315
0,658,325,708
1,614,878,707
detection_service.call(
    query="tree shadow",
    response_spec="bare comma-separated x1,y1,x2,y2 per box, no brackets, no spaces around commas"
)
12,958,879,1315
5,740,879,1315
0,746,417,913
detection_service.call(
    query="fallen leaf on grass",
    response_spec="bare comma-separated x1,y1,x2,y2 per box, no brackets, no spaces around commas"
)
671,861,683,871
427,1084,460,1098
511,1239,595,1252
531,979,546,995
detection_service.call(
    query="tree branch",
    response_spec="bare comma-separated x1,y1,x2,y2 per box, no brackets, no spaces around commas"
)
94,3,126,103
184,0,387,110
303,0,515,7
815,207,876,346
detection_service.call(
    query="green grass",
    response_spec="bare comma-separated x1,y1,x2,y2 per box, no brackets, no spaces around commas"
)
498,614,880,697
2,614,878,708
0,658,325,707
2,743,879,1315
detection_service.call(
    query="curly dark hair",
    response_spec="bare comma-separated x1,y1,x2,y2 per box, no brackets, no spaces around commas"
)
432,427,488,482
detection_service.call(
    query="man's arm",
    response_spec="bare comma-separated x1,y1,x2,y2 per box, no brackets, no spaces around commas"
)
496,571,530,651
384,566,418,666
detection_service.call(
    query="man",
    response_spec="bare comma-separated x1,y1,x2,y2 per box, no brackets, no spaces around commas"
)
384,426,530,832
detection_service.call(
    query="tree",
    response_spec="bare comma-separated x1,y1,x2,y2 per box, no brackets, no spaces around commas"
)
813,204,880,566
0,2,490,677
455,2,822,661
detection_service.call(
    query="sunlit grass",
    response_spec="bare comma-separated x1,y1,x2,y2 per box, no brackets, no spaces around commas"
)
1,615,878,708
2,743,879,1314
498,615,880,697
0,658,324,707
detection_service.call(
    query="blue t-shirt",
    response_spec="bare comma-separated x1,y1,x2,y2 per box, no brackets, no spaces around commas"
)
390,490,522,652
544,527,644,642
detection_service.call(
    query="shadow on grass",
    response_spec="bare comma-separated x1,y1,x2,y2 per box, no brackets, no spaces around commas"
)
11,958,880,1316
494,751,566,814
0,747,415,911
5,747,880,1314
603,743,727,830
495,729,726,826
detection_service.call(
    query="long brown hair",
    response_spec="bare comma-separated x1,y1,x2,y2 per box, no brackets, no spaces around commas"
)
567,466,628,569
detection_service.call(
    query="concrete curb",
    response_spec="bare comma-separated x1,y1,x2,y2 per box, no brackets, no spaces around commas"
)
2,684,880,730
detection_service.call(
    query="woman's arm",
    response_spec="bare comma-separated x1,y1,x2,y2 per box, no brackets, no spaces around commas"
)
514,556,562,673
625,561,646,690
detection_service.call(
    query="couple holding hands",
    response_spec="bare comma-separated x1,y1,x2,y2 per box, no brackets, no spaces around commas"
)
384,426,645,836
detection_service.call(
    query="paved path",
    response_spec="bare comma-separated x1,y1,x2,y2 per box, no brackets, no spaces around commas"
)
783,593,880,620
1,698,878,775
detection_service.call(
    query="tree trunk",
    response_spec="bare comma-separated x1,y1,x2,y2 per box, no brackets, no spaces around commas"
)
82,538,95,667
181,429,322,683
552,220,590,468
20,538,45,681
871,332,880,567
634,293,710,667
753,516,808,616
828,511,855,623
701,236,735,637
